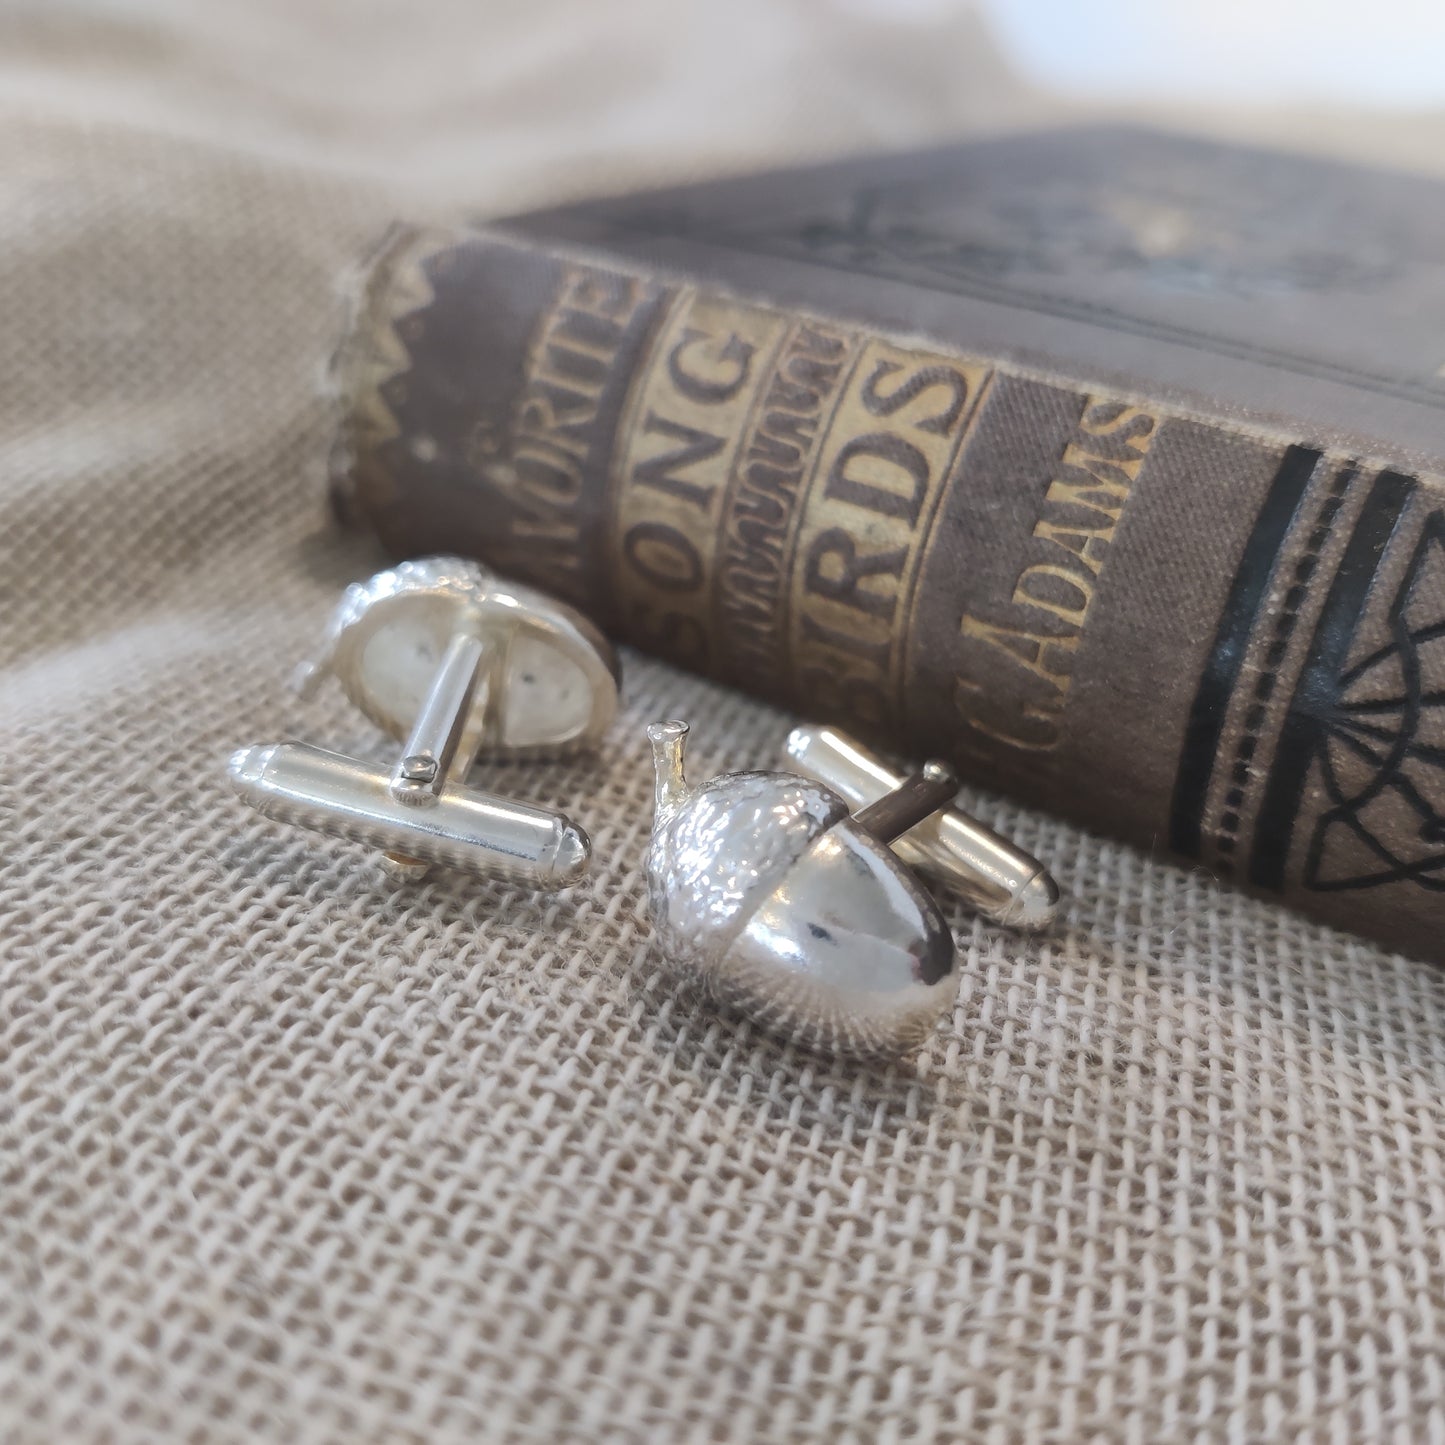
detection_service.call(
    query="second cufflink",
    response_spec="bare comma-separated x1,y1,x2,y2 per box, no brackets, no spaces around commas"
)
229,556,619,888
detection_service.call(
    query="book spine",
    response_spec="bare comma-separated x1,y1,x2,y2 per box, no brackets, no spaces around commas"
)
333,224,1445,962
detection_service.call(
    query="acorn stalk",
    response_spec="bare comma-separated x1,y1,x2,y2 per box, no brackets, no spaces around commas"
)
647,719,691,818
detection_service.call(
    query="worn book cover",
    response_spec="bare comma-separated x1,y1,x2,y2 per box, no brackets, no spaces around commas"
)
331,126,1445,962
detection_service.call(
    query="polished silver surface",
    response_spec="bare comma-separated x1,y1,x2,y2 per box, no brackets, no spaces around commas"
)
783,724,1059,930
389,631,489,806
230,742,589,887
720,827,957,1056
645,720,959,1056
229,556,609,887
296,556,619,764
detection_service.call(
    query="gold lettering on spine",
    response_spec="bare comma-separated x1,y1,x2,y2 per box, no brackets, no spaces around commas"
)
609,291,788,663
788,340,989,731
488,267,650,601
954,396,1158,752
714,320,854,689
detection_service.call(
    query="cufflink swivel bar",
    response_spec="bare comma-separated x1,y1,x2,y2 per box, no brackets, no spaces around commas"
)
784,725,1059,930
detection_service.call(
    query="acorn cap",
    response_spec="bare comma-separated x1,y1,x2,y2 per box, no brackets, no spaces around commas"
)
646,768,849,975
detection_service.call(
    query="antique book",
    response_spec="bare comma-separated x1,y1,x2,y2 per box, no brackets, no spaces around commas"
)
331,126,1445,962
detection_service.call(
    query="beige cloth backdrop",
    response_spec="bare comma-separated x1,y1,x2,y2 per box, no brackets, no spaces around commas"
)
4,4,1445,1442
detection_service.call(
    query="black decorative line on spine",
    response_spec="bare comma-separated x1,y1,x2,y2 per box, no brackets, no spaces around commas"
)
1169,445,1321,859
1248,469,1415,891
1213,461,1356,873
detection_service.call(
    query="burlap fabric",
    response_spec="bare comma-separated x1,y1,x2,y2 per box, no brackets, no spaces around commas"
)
5,5,1445,1441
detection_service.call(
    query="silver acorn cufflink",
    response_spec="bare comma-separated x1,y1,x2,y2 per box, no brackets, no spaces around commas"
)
229,556,619,887
643,720,1060,1056
645,720,965,1056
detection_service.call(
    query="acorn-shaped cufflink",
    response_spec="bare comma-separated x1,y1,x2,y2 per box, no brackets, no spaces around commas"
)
644,720,963,1056
229,557,619,887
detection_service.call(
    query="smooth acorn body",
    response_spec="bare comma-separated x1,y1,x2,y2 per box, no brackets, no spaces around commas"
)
645,721,959,1056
